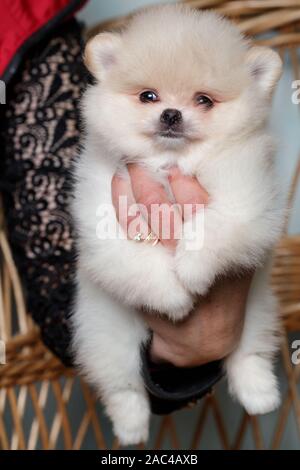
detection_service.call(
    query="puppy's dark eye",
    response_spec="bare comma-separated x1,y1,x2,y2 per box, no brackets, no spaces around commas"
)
139,90,159,103
195,94,214,109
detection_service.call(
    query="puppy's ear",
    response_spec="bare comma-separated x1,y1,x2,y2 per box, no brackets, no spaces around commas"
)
84,32,121,80
246,46,282,95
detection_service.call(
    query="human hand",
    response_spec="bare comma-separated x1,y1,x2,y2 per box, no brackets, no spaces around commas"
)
112,164,209,250
143,273,252,367
112,164,250,367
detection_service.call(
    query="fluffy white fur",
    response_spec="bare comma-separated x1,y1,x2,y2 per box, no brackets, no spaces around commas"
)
71,5,284,445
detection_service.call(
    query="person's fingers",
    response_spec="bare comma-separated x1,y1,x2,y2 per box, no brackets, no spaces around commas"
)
128,164,182,250
168,167,209,220
111,173,152,240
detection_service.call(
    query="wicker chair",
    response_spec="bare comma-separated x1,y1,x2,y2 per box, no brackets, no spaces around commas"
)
0,0,300,450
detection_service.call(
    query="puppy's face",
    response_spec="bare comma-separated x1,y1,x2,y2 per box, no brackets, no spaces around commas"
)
84,7,282,158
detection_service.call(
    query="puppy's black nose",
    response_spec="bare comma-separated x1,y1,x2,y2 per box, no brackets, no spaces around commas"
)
160,108,182,127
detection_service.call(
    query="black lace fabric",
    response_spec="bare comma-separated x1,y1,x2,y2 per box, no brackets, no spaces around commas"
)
0,19,88,366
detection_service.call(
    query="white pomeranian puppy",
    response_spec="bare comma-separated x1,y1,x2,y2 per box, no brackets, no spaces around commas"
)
71,5,284,445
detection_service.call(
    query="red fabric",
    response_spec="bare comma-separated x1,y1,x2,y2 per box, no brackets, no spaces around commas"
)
0,0,86,78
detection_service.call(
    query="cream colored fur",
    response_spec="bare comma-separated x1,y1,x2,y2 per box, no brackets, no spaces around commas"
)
72,5,284,445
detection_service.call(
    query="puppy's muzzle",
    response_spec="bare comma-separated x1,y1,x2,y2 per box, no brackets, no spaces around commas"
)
159,109,184,138
160,108,182,127
160,109,182,127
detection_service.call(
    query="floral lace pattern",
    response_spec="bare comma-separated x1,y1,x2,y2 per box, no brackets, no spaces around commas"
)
0,20,88,365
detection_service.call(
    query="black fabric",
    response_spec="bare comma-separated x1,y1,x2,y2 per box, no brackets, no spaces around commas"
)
0,19,223,414
142,343,224,414
0,19,87,366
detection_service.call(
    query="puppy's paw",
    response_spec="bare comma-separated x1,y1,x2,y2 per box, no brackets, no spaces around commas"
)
227,354,280,415
108,391,150,446
160,287,194,322
242,384,281,415
175,250,212,296
145,269,194,321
